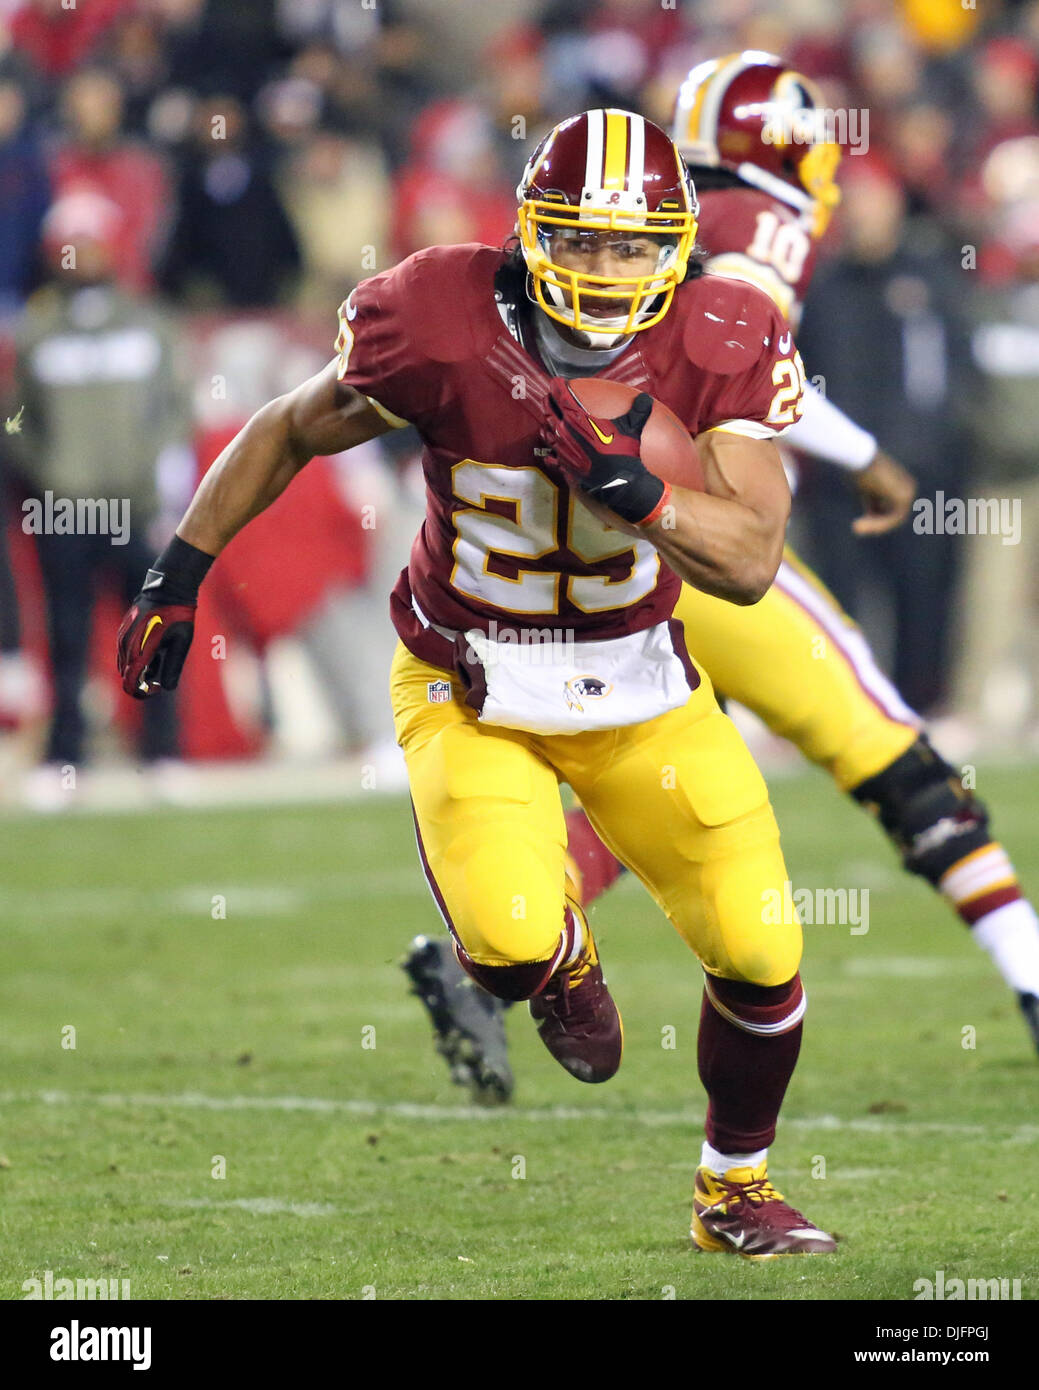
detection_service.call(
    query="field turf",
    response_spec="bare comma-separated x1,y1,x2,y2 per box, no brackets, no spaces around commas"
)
1,763,1037,1303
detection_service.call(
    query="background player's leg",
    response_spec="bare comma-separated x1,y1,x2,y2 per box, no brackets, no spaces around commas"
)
673,550,920,791
390,643,622,1082
564,556,1039,1051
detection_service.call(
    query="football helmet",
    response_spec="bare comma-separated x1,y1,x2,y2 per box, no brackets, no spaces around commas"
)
673,51,842,237
516,109,698,347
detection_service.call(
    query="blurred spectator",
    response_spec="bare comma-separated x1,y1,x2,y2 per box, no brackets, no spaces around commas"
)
392,99,514,260
7,193,192,773
51,66,170,293
273,0,435,167
278,128,390,311
0,69,50,313
158,94,300,306
887,101,958,218
157,0,288,104
537,0,683,115
795,158,973,715
480,26,563,184
104,8,170,135
9,0,130,80
968,37,1039,163
953,136,1039,739
0,444,46,730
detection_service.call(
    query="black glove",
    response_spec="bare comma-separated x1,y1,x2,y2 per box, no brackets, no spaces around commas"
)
117,536,214,699
541,378,670,527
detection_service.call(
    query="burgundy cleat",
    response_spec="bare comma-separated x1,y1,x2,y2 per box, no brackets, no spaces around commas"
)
691,1162,837,1258
529,928,622,1083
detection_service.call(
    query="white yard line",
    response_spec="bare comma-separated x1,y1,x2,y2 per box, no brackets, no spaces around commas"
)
0,869,427,922
166,1197,337,1217
2,1088,1035,1141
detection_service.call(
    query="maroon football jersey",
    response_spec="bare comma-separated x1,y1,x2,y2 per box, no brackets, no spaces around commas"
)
697,187,819,327
336,243,801,670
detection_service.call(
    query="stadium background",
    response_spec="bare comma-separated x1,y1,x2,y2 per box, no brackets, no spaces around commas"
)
1,0,1037,804
0,0,1038,1311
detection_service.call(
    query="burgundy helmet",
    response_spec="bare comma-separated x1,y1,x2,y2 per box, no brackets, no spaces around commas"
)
672,51,842,236
516,109,698,345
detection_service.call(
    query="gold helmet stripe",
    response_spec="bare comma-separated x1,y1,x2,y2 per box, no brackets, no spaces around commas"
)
695,51,751,151
681,58,720,146
603,109,629,190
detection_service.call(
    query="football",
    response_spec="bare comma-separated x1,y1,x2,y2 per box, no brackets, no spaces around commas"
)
565,377,706,493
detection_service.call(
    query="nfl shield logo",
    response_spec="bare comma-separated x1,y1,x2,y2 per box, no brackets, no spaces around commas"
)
427,680,451,704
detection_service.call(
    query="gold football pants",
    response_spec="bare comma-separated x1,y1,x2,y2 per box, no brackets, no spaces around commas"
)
391,642,801,987
672,549,920,791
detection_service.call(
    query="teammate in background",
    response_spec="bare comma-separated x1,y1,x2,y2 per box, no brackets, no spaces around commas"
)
119,109,838,1258
406,54,1039,1105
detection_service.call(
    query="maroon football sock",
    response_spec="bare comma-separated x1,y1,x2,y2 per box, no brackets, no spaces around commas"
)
565,807,624,905
697,974,805,1154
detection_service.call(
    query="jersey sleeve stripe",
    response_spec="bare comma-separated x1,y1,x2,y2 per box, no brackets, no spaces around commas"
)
705,418,786,439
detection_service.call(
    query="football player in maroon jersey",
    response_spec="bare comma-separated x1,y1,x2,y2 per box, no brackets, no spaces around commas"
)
409,56,1039,1101
119,108,837,1257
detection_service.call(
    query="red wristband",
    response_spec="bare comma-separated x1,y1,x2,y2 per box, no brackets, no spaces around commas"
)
637,481,672,528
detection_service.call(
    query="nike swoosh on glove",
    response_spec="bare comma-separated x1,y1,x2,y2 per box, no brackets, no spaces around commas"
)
542,378,670,527
116,593,197,699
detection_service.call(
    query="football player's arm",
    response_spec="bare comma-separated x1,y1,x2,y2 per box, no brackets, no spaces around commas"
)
179,360,391,555
708,253,916,533
784,381,916,535
117,361,392,697
642,430,791,605
544,378,788,605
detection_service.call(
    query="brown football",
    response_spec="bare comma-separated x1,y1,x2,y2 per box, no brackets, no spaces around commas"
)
565,377,705,493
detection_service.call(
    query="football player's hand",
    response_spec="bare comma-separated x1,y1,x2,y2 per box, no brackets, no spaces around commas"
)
542,378,669,527
116,535,214,699
117,595,196,699
851,449,916,535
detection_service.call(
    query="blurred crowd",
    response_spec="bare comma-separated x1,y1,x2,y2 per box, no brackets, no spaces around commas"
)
2,0,1039,792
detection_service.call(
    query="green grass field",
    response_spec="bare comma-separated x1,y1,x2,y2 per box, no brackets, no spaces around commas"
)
1,763,1037,1302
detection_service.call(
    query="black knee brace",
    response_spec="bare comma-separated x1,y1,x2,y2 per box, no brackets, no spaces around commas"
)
851,736,991,887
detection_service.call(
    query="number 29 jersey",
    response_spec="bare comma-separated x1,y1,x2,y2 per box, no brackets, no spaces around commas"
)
336,242,804,672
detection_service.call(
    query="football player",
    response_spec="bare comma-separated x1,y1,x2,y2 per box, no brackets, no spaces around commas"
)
119,108,837,1258
407,55,1039,1097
